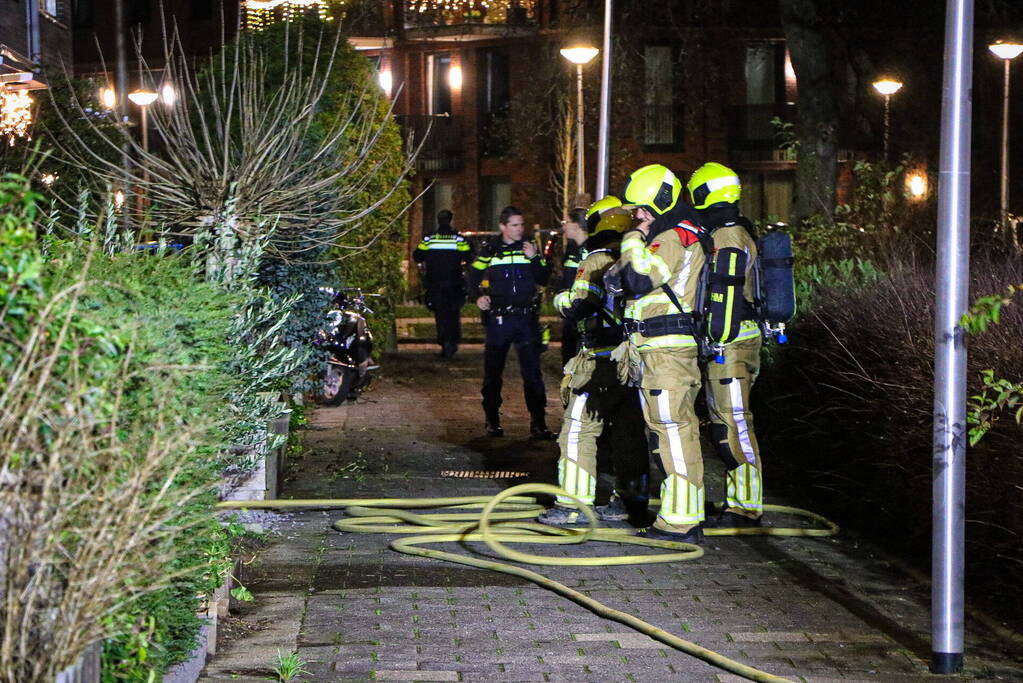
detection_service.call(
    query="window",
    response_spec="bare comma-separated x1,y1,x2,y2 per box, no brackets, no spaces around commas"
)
642,45,684,151
745,43,785,105
739,171,793,224
482,49,510,114
40,0,58,18
481,178,512,230
72,0,93,26
423,181,454,234
428,53,453,116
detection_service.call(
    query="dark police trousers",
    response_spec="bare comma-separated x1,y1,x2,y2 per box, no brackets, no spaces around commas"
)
481,312,547,419
427,284,464,351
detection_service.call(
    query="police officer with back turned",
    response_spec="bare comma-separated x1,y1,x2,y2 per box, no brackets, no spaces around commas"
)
468,206,556,440
413,210,473,358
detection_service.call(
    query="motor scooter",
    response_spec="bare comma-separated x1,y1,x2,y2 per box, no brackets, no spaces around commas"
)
316,287,380,405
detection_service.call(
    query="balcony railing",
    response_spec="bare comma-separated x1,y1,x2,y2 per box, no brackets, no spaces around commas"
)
404,0,536,29
727,103,797,150
396,114,464,172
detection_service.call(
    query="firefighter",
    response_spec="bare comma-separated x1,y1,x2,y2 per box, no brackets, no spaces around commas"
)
538,198,648,525
413,210,473,358
468,206,556,439
612,164,708,544
688,162,764,527
556,207,589,367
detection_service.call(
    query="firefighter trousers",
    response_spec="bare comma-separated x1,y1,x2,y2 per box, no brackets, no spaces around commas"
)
556,356,647,507
636,347,705,534
704,335,763,519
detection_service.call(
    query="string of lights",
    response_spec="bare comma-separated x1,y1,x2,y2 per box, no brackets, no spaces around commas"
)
0,88,33,146
242,0,341,31
407,0,535,22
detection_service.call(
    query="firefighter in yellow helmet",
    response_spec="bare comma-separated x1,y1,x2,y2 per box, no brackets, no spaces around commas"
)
538,197,647,525
688,162,764,528
611,164,708,543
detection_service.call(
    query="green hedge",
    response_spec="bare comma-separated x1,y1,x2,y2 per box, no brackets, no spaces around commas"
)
45,248,245,678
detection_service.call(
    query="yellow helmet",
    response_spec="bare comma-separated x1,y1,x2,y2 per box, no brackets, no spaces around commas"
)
595,209,631,234
621,164,682,215
688,162,741,209
585,196,629,233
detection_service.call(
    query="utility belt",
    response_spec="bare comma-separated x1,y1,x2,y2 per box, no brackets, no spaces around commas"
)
491,304,537,316
623,313,695,338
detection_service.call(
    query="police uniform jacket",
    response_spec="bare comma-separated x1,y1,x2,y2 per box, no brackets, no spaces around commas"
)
413,228,473,290
468,238,550,310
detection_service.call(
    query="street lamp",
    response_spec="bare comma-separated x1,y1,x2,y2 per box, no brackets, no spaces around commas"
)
988,40,1023,235
128,89,158,219
872,78,903,160
560,46,599,201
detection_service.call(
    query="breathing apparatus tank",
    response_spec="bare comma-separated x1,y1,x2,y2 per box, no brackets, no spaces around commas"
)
755,226,796,343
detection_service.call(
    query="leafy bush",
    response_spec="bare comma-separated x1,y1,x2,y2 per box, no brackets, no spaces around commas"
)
0,177,235,682
758,254,1023,628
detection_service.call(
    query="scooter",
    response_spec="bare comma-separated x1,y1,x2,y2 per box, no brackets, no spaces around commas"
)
316,287,380,405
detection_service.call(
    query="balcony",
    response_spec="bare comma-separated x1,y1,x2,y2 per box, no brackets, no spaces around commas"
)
396,114,464,172
727,103,796,163
403,0,537,41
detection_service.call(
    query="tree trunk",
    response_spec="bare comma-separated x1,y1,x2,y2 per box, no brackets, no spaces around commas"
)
779,0,839,224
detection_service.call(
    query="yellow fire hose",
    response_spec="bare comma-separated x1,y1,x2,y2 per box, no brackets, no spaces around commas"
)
218,483,838,683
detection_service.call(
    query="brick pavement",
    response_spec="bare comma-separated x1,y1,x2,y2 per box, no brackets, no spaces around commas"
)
200,349,1022,682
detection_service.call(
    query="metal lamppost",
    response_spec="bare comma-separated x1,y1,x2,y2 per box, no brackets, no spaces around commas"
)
873,78,903,160
988,40,1023,236
560,46,599,201
595,0,614,200
128,89,158,219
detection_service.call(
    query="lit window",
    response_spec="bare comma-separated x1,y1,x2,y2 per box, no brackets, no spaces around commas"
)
40,0,58,17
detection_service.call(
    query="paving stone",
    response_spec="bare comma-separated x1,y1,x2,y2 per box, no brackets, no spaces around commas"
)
373,671,460,681
201,350,1021,683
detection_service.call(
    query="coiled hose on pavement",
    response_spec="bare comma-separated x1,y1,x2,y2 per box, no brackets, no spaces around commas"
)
218,483,838,683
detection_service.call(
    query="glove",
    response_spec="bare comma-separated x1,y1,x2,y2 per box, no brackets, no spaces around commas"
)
603,264,623,297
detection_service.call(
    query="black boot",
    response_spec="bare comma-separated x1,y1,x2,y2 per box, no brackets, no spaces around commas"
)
529,416,557,441
485,413,504,437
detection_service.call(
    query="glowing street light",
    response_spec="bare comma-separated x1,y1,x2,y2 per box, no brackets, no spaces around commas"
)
989,41,1023,237
100,87,117,110
378,68,393,96
160,83,176,106
872,78,903,159
560,46,599,200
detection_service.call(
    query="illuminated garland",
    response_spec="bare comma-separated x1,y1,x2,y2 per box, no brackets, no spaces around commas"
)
407,0,535,22
0,88,33,146
243,0,342,31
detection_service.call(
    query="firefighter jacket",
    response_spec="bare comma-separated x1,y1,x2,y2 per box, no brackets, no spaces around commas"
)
553,231,623,358
468,238,550,310
699,208,761,346
559,240,585,291
618,204,706,351
413,228,473,290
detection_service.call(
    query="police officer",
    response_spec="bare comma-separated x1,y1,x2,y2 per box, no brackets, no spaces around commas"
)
688,163,764,527
614,164,708,544
413,210,473,358
557,207,589,367
468,206,556,439
538,197,648,525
